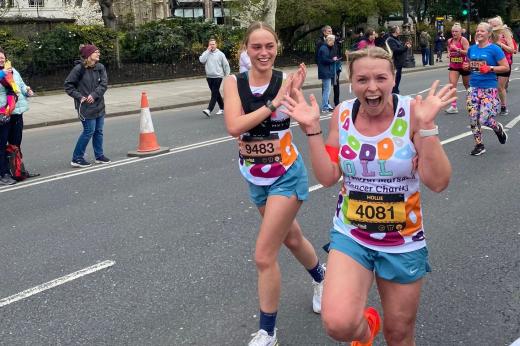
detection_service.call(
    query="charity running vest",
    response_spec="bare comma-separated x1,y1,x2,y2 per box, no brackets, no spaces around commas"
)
235,72,299,186
332,95,426,253
448,38,467,69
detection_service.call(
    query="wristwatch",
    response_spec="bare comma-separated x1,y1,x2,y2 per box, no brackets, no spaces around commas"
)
419,125,439,138
265,100,277,112
490,66,495,72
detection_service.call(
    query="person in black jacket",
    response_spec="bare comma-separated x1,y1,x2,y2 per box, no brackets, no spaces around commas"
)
64,44,110,168
386,26,412,94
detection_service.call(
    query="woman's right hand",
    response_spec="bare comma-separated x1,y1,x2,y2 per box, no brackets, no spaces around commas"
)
272,73,294,107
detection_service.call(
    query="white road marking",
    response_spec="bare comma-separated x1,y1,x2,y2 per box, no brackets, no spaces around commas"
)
505,115,520,129
0,260,115,308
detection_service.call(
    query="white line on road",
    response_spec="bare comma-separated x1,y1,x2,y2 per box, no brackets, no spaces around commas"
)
0,260,115,308
505,115,520,129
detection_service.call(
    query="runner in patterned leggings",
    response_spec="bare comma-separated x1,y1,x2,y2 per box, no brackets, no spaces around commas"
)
223,21,325,346
445,23,470,114
463,22,509,156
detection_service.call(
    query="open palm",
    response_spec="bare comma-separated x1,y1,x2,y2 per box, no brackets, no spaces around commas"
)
282,88,320,129
412,80,457,125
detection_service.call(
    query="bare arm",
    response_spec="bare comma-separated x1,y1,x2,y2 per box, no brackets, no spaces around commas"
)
411,81,456,192
223,74,294,137
282,89,341,187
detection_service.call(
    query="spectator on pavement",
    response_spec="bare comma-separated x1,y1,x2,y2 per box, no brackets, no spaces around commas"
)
356,28,377,50
0,48,38,184
434,31,446,62
317,35,337,113
330,34,343,107
386,25,412,94
315,25,333,63
238,43,251,73
64,43,110,168
419,31,431,66
199,39,230,117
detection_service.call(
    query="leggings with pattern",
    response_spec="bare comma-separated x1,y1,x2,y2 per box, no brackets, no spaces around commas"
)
466,87,500,145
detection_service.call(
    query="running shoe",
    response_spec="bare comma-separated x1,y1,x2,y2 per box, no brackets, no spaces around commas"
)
248,329,278,346
351,307,381,346
445,106,458,114
0,174,16,185
500,107,509,116
470,144,486,156
216,109,224,115
495,123,508,144
202,109,211,117
95,155,111,164
312,280,324,314
71,158,92,168
312,264,326,313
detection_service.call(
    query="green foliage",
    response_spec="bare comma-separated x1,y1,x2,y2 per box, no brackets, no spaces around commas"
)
120,18,244,63
27,24,117,70
0,29,30,69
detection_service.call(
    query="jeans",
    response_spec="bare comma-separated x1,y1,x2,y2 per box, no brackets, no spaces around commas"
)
392,67,403,94
421,47,430,66
206,77,224,111
72,114,105,161
321,78,332,110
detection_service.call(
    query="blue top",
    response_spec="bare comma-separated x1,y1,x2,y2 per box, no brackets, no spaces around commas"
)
467,43,505,88
0,68,31,114
317,44,335,79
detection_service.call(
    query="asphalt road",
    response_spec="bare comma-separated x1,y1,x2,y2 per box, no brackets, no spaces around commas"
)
1,67,519,345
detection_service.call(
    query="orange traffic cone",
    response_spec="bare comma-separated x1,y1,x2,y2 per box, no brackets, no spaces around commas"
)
127,92,170,157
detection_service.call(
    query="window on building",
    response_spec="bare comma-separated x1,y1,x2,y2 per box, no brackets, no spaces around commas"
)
173,7,203,18
29,0,45,7
0,0,14,7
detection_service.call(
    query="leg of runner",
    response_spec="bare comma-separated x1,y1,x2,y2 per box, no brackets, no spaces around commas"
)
282,219,325,313
467,88,485,156
497,76,509,115
321,249,375,343
445,70,460,114
376,277,423,346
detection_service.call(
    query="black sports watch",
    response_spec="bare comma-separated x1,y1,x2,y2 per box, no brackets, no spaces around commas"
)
265,100,277,112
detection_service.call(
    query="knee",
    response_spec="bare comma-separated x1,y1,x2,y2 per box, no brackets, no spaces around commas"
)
82,128,94,137
254,250,276,272
283,229,303,251
322,310,362,341
383,321,415,345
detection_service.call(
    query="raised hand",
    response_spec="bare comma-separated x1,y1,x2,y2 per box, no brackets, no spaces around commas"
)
273,73,294,107
281,88,320,131
412,80,457,126
292,63,307,91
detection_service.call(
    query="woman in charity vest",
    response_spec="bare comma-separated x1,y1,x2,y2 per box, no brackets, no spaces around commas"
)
462,22,509,156
488,16,516,116
223,21,325,346
281,47,455,345
445,23,470,114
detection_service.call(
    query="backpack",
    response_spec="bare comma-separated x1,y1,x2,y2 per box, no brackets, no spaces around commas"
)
5,144,28,181
420,35,428,48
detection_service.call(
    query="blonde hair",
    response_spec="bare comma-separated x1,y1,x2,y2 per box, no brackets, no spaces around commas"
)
451,23,462,31
488,16,513,43
348,46,395,80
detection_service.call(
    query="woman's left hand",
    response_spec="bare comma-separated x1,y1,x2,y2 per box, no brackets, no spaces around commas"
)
412,80,457,126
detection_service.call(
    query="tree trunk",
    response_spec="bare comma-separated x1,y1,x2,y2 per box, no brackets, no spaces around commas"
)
263,0,277,30
98,0,116,29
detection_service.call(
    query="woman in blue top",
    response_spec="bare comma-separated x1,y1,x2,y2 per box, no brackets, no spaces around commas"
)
464,22,509,156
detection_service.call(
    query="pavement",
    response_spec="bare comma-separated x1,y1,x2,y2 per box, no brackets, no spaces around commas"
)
24,54,448,129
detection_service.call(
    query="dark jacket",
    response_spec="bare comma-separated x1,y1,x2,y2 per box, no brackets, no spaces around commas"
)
386,35,408,68
64,60,108,119
434,34,445,52
317,44,335,79
315,36,326,64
